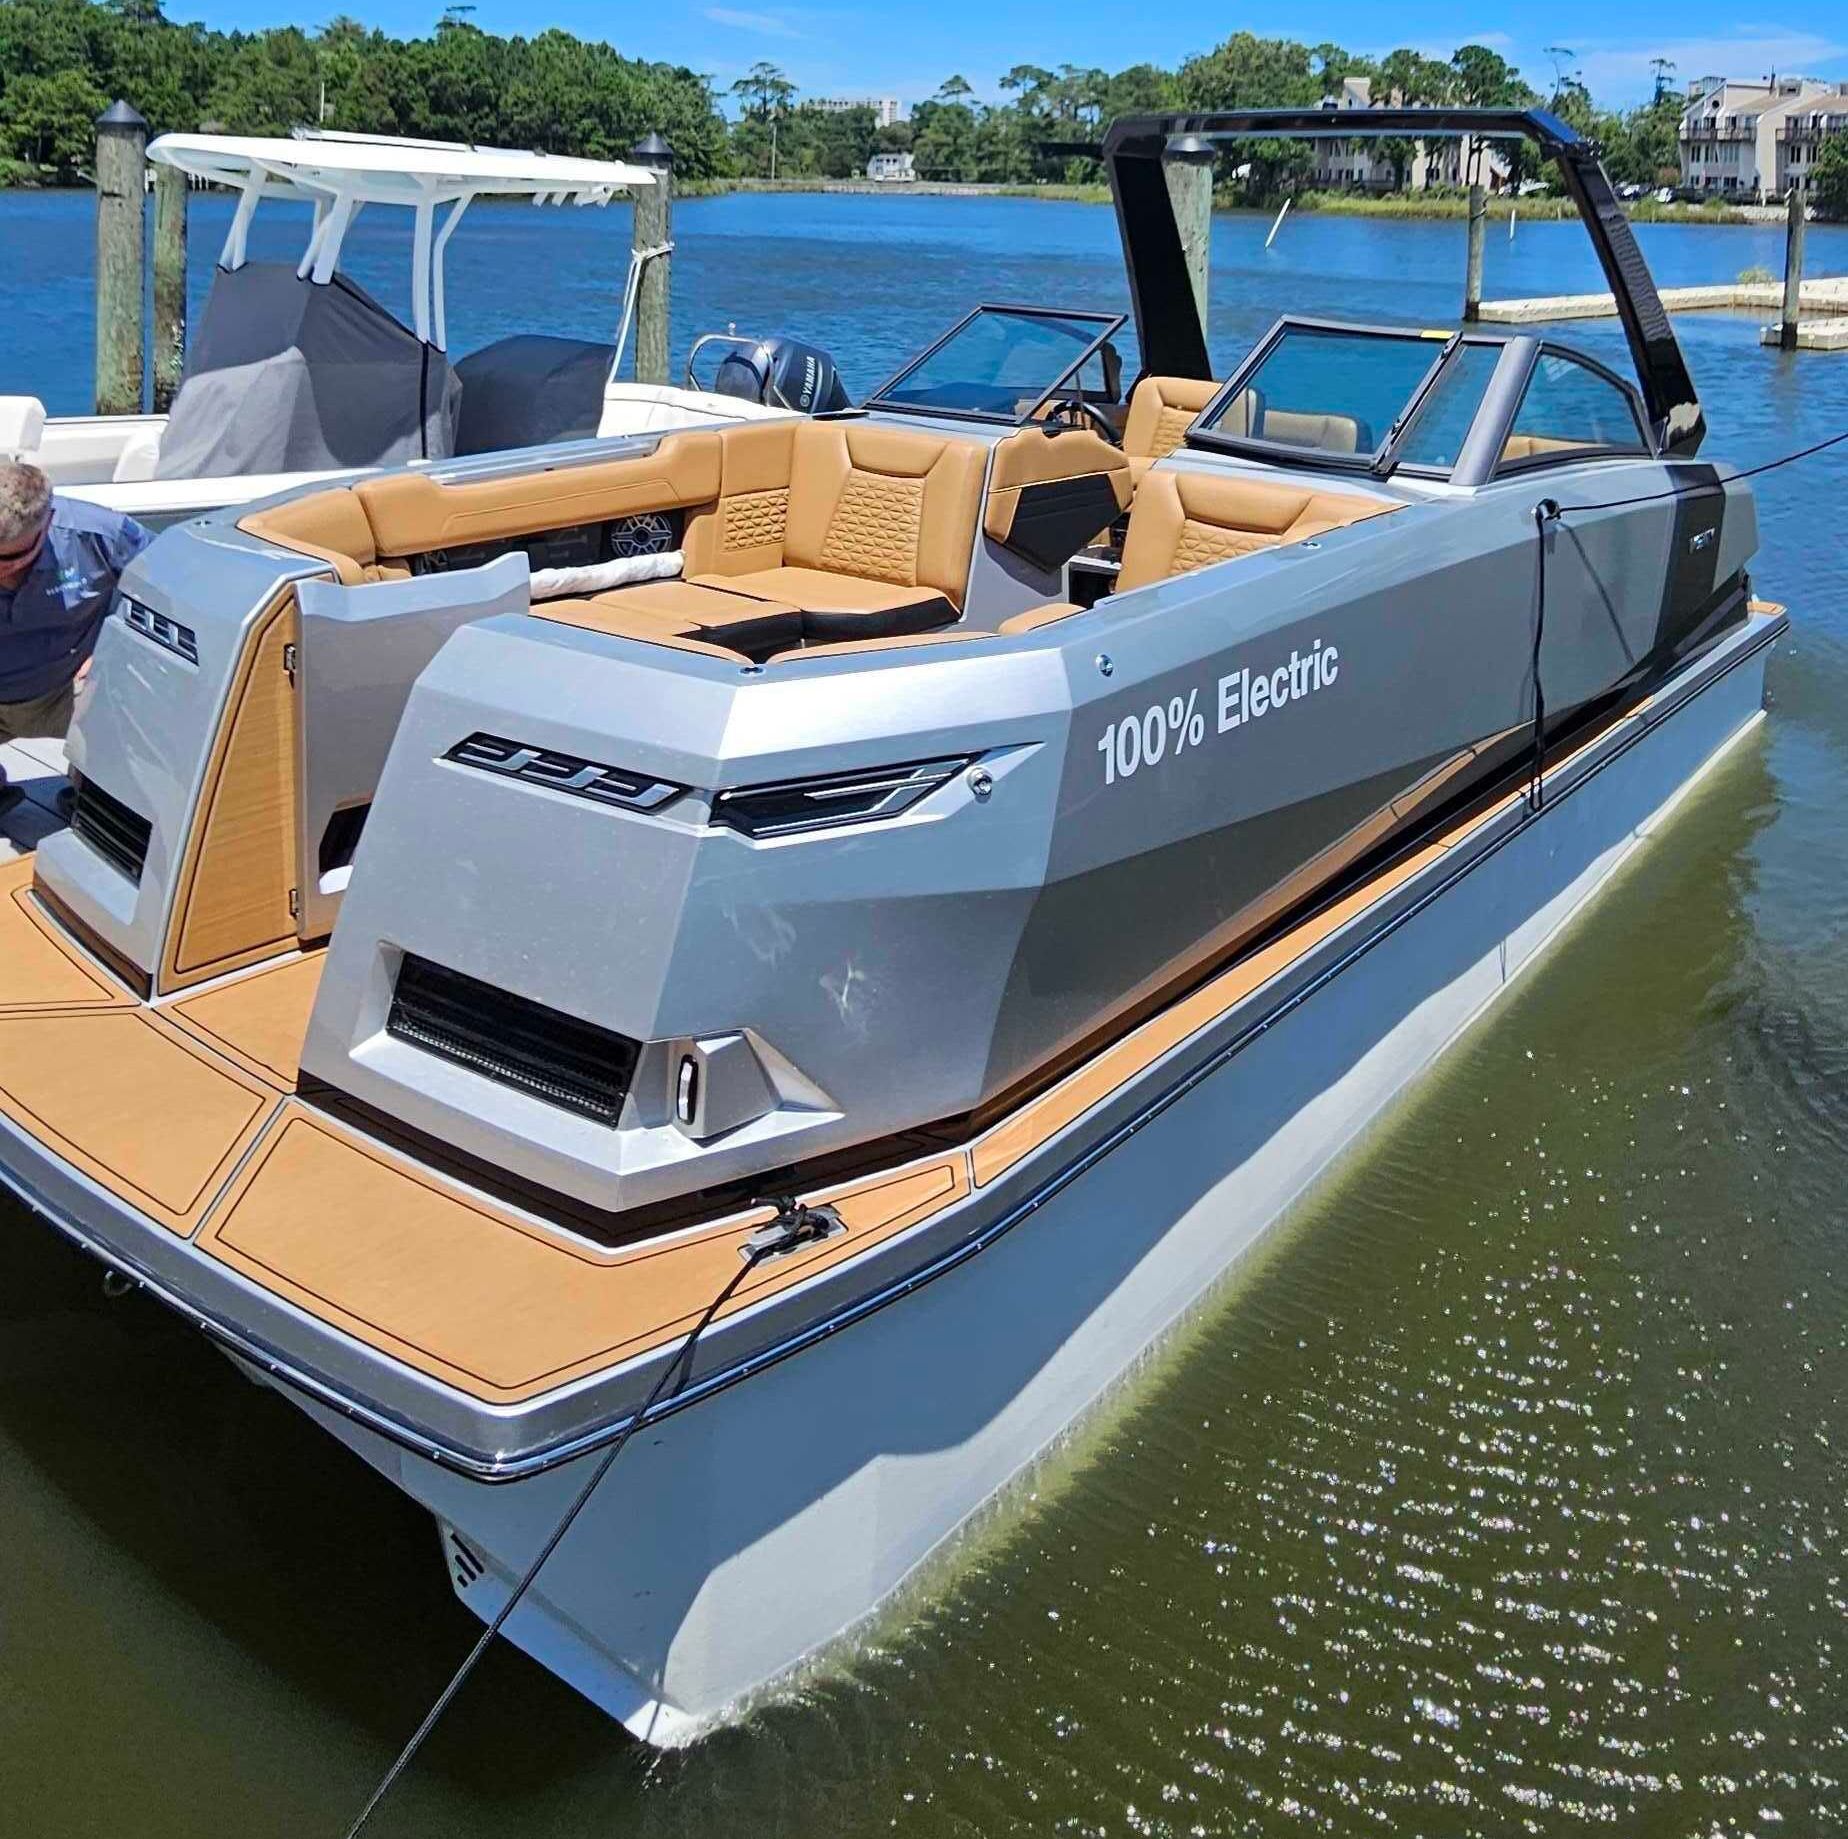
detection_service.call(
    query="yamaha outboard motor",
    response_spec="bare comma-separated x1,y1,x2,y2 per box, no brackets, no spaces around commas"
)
713,337,851,414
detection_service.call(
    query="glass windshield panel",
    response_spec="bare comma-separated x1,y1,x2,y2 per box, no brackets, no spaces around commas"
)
1501,351,1649,465
1394,342,1504,471
873,308,1120,418
1200,324,1445,460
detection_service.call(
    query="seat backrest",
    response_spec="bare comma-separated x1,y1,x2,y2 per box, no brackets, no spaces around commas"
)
1123,376,1219,477
1499,432,1583,464
239,487,382,586
784,420,987,606
1254,408,1365,455
1117,468,1396,592
0,395,46,461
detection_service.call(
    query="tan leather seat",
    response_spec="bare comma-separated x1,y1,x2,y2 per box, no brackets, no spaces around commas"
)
1117,470,1396,592
1122,376,1220,487
982,427,1131,567
584,578,804,655
1499,433,1584,464
1255,408,1364,454
680,419,986,640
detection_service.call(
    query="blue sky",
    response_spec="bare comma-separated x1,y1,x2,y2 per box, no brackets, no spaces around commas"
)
175,0,1847,114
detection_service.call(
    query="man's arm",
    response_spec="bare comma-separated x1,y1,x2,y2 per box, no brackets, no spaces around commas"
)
102,512,154,573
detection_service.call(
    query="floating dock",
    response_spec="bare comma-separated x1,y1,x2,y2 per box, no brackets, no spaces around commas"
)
1480,275,1848,325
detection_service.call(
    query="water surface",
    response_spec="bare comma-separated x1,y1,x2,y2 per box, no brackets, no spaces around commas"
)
2,191,1847,1837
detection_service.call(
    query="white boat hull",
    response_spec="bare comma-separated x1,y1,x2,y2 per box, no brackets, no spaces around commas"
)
284,622,1775,1744
3,385,787,526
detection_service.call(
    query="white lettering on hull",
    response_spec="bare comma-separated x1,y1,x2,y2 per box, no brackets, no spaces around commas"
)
1218,638,1340,733
1097,637,1343,787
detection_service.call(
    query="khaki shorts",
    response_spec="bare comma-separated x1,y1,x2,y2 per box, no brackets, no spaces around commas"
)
0,680,76,748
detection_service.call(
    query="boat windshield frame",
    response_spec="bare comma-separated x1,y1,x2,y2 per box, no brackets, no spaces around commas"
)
1187,317,1455,474
864,303,1129,427
1100,107,1705,458
1188,318,1663,486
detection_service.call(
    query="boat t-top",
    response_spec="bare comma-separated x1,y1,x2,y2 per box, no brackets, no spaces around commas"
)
0,108,1786,1748
0,128,808,525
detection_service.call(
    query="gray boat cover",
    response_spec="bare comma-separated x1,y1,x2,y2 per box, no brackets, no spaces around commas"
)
155,263,460,480
453,334,615,455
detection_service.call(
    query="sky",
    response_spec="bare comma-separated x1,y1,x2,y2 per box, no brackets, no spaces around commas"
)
171,0,1848,115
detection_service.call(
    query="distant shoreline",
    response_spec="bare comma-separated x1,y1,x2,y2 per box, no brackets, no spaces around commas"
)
2,167,1803,228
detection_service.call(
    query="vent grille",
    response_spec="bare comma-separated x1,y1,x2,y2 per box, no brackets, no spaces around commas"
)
69,773,152,884
447,1529,485,1590
387,954,640,1126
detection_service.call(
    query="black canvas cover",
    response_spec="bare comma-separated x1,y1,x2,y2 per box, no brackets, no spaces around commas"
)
155,263,460,480
453,334,616,455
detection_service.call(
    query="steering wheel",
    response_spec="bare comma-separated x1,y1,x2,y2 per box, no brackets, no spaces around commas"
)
1045,394,1122,446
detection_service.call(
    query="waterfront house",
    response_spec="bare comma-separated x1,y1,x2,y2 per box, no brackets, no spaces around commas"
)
1678,75,1848,199
1311,78,1510,192
866,150,916,182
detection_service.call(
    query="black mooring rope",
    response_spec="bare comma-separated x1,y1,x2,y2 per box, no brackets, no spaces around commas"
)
340,1203,837,1839
1523,424,1847,813
1528,498,1560,813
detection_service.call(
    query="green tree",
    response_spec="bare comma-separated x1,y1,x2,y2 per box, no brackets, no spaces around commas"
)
0,66,106,171
1449,44,1526,107
729,59,793,121
1812,135,1848,219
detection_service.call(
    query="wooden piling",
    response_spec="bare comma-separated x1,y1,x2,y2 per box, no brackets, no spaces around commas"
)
1463,182,1486,322
93,100,147,417
1779,186,1807,353
1162,135,1214,334
152,161,188,412
630,132,674,386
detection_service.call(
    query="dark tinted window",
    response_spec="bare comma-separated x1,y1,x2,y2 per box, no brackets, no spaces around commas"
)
873,308,1119,418
1394,342,1503,471
1501,351,1648,466
1200,324,1444,460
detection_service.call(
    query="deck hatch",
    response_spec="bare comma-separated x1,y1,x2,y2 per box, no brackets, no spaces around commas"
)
68,772,152,884
386,954,641,1126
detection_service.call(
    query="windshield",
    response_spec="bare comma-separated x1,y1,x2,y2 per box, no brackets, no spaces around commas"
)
1198,323,1448,462
869,306,1125,421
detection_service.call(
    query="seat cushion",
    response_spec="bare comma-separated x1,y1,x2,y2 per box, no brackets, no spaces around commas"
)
1122,375,1221,471
586,577,803,657
1116,470,1397,592
689,566,955,642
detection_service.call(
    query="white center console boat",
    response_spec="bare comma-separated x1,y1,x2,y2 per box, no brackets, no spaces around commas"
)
1,130,813,526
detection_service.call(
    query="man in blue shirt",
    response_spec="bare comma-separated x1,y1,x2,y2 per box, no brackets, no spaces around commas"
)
0,461,151,816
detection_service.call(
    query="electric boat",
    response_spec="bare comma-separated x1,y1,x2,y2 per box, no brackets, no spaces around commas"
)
0,109,1785,1744
0,130,807,526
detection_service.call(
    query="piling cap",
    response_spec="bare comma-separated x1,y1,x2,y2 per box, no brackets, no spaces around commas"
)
97,99,148,132
1166,133,1215,161
631,131,673,171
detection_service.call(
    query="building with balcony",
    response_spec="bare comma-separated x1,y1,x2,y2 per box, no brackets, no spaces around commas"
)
1679,75,1848,199
1310,78,1511,193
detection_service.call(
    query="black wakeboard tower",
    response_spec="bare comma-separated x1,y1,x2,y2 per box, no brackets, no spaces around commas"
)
1101,108,1704,457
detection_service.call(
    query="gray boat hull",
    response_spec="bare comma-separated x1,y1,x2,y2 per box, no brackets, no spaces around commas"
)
261,612,1776,1742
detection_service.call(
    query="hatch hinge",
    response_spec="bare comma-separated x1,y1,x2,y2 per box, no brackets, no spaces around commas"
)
282,642,298,686
288,886,301,920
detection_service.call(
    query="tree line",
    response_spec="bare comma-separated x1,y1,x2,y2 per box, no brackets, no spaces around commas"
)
6,0,1832,210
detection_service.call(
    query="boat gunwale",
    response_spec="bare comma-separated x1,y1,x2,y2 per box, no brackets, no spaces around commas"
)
0,608,1786,1480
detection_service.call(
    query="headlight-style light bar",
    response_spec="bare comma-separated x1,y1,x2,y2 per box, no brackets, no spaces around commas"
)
712,756,972,839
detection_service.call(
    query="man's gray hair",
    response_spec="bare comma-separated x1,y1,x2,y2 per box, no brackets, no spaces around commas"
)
0,461,52,548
